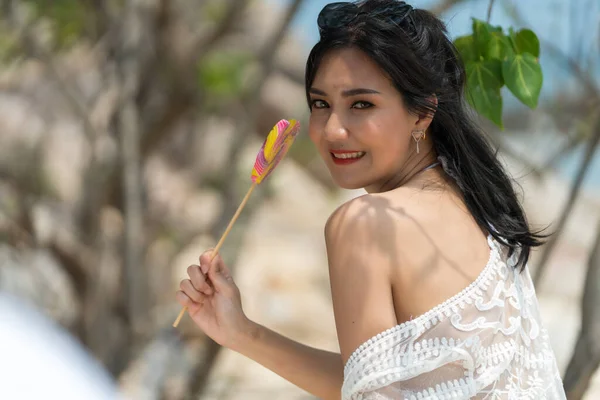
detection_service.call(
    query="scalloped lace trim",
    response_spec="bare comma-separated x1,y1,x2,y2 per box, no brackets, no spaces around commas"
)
343,235,498,374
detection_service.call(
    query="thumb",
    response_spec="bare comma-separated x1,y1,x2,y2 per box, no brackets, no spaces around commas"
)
208,261,235,294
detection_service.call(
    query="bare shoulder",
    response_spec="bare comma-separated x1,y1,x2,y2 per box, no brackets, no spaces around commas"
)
324,189,428,252
324,193,403,365
324,192,405,241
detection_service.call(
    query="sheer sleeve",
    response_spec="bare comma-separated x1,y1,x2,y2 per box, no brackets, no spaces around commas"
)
341,236,566,400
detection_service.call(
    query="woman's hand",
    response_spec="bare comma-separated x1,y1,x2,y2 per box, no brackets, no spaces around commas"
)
176,250,254,349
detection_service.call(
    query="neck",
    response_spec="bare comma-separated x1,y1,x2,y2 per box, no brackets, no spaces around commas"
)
365,148,441,193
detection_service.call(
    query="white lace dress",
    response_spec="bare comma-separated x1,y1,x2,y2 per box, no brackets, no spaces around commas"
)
342,235,567,400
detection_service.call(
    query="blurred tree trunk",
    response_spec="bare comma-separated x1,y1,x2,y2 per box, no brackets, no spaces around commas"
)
117,0,154,340
563,220,600,400
533,113,600,286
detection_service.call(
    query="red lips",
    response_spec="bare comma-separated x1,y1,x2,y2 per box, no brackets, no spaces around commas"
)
329,150,365,165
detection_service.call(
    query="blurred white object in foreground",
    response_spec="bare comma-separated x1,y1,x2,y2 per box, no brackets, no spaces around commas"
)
0,292,123,399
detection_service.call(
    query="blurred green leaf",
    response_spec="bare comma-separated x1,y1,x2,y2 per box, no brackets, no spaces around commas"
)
502,53,543,109
485,22,503,34
514,29,540,58
454,35,477,63
457,20,544,127
470,18,513,62
472,18,493,60
507,27,519,53
467,59,504,89
466,60,504,128
487,32,513,61
473,18,503,34
24,0,88,48
197,51,251,100
204,1,229,22
0,28,21,63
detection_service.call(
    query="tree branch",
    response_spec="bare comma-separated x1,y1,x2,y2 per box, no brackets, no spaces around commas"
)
489,136,545,179
429,0,470,16
274,62,305,86
0,1,127,239
563,220,600,399
117,0,155,335
541,38,600,102
141,0,250,151
104,1,250,211
486,0,496,22
533,113,600,285
1,0,100,142
192,0,250,63
541,125,590,171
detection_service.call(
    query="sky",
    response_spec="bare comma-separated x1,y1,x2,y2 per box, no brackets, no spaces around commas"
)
267,0,600,190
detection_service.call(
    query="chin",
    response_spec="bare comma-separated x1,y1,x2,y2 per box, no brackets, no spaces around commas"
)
331,176,370,191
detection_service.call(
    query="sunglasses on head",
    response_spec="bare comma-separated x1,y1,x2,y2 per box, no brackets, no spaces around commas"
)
317,1,414,36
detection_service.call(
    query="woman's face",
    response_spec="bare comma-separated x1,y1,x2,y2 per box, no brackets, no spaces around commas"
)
308,47,427,193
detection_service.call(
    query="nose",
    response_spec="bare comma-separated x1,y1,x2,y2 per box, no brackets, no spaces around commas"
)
323,112,348,142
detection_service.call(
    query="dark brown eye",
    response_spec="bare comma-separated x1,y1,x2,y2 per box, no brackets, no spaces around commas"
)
352,101,373,109
311,99,329,109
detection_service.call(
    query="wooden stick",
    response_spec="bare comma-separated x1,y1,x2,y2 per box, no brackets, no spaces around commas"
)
172,182,258,327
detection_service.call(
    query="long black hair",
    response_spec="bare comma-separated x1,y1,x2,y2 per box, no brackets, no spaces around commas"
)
305,0,546,270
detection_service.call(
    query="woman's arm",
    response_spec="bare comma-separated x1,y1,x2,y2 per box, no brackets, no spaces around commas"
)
324,195,399,365
176,251,343,400
232,321,343,400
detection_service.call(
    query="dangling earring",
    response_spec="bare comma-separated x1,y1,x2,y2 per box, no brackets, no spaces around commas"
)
412,129,426,154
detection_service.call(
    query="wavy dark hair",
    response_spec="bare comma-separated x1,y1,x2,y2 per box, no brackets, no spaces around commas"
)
305,0,546,270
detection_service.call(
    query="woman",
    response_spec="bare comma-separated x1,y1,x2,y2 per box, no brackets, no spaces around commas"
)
176,1,567,398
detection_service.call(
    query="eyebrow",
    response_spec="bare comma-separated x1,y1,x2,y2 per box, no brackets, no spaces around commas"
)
309,88,381,97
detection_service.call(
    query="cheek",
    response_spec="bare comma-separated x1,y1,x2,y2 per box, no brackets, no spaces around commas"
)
308,116,322,146
367,120,410,159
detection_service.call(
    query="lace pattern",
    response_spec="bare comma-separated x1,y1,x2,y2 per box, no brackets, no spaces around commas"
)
341,236,566,400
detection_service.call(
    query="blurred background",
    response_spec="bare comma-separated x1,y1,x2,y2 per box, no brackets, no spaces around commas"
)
0,0,598,399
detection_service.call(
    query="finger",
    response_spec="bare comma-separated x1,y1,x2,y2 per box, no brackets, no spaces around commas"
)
207,262,237,296
199,249,218,274
187,265,213,295
176,290,194,308
179,279,205,303
200,250,232,278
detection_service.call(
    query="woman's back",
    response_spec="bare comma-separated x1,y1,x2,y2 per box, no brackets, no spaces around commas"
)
378,183,495,326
